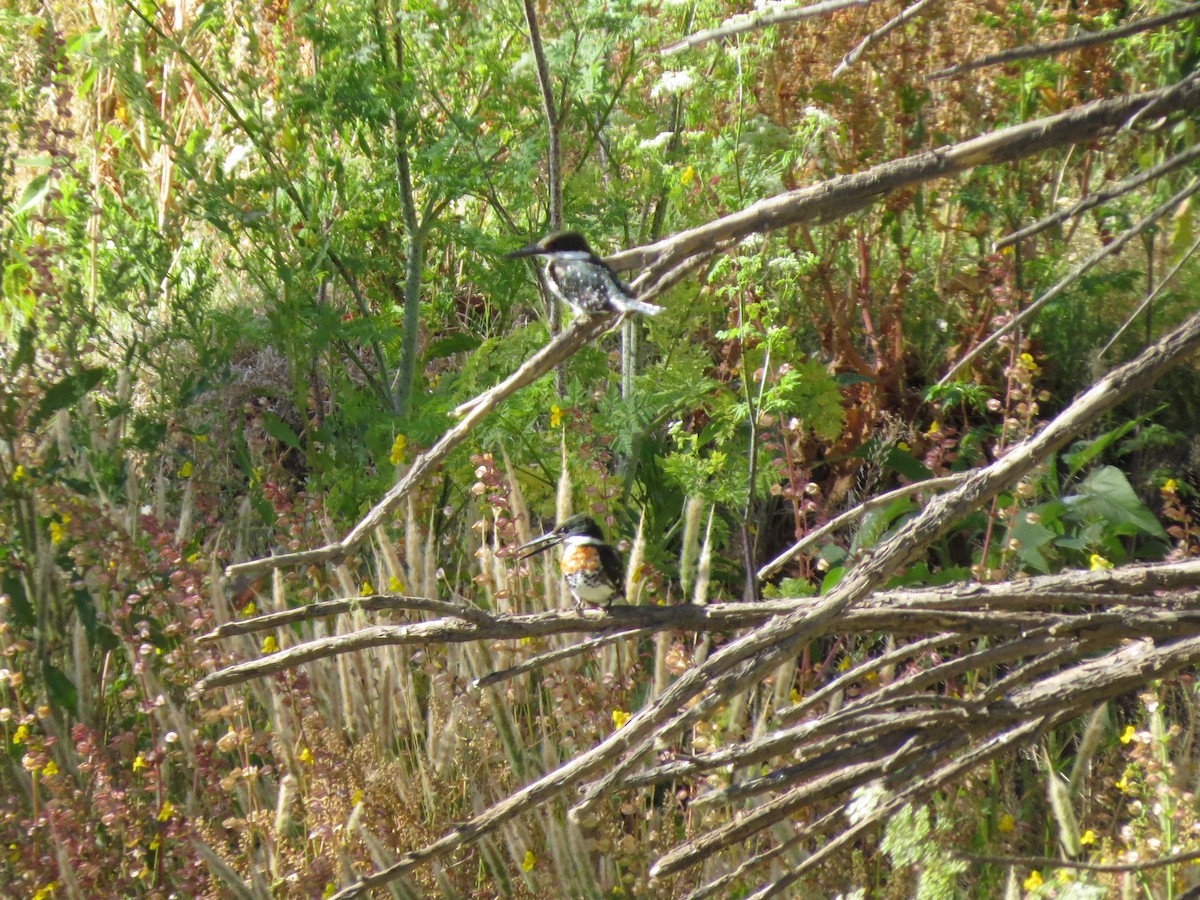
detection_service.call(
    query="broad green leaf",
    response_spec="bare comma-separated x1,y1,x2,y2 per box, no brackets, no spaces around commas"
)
424,333,481,360
28,366,109,430
1064,410,1159,478
1007,514,1057,574
2,571,34,629
13,173,51,216
42,661,78,715
820,566,845,594
260,412,303,451
1068,466,1167,539
884,447,933,482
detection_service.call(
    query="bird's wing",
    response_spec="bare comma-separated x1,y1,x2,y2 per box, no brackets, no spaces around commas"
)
598,544,626,599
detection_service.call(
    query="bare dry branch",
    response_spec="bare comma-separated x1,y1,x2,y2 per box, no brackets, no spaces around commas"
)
661,0,876,57
198,557,1200,688
608,78,1200,284
470,627,655,689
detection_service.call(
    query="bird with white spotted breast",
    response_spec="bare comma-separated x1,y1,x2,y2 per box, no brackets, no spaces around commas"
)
504,231,664,317
516,514,625,610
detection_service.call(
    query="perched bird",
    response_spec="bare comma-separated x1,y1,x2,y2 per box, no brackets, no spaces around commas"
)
504,231,664,317
516,514,625,610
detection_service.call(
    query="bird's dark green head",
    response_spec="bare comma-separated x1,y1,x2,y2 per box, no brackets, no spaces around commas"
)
504,230,594,259
515,513,607,559
553,513,605,540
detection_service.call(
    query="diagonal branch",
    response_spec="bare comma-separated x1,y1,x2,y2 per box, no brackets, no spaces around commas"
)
940,176,1200,385
998,142,1200,249
661,0,876,57
831,0,939,79
609,77,1200,284
224,314,615,582
929,3,1200,80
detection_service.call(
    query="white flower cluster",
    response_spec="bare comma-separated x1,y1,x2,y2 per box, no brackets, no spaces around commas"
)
650,69,695,99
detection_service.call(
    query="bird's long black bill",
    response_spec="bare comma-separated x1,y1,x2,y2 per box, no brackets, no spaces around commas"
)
503,243,544,260
515,532,563,560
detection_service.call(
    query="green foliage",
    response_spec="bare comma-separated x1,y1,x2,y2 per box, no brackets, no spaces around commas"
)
1,0,1199,895
880,804,967,900
1002,466,1167,574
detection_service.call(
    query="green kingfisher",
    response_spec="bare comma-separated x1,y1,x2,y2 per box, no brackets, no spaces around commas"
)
504,231,664,317
516,514,625,609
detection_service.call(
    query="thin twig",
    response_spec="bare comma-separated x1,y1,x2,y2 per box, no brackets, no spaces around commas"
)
831,0,939,79
470,627,655,689
962,848,1200,873
998,143,1200,250
757,473,966,579
1100,231,1200,358
520,0,562,231
940,177,1200,386
662,0,876,56
223,314,614,582
930,3,1200,80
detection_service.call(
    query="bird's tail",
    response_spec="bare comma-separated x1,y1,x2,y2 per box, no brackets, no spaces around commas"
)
619,296,665,316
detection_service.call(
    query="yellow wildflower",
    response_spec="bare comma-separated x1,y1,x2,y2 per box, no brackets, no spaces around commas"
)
242,602,257,617
612,710,631,729
680,165,696,186
789,688,800,704
351,789,363,805
1023,870,1043,890
48,521,64,544
388,575,404,593
177,461,192,478
550,405,562,428
1080,829,1096,846
261,635,279,654
1089,554,1113,571
11,466,26,483
298,746,314,765
31,883,59,900
157,800,173,822
1120,725,1135,744
997,812,1014,833
12,725,29,746
132,754,147,772
360,581,375,596
41,760,58,777
389,434,407,466
521,850,536,872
